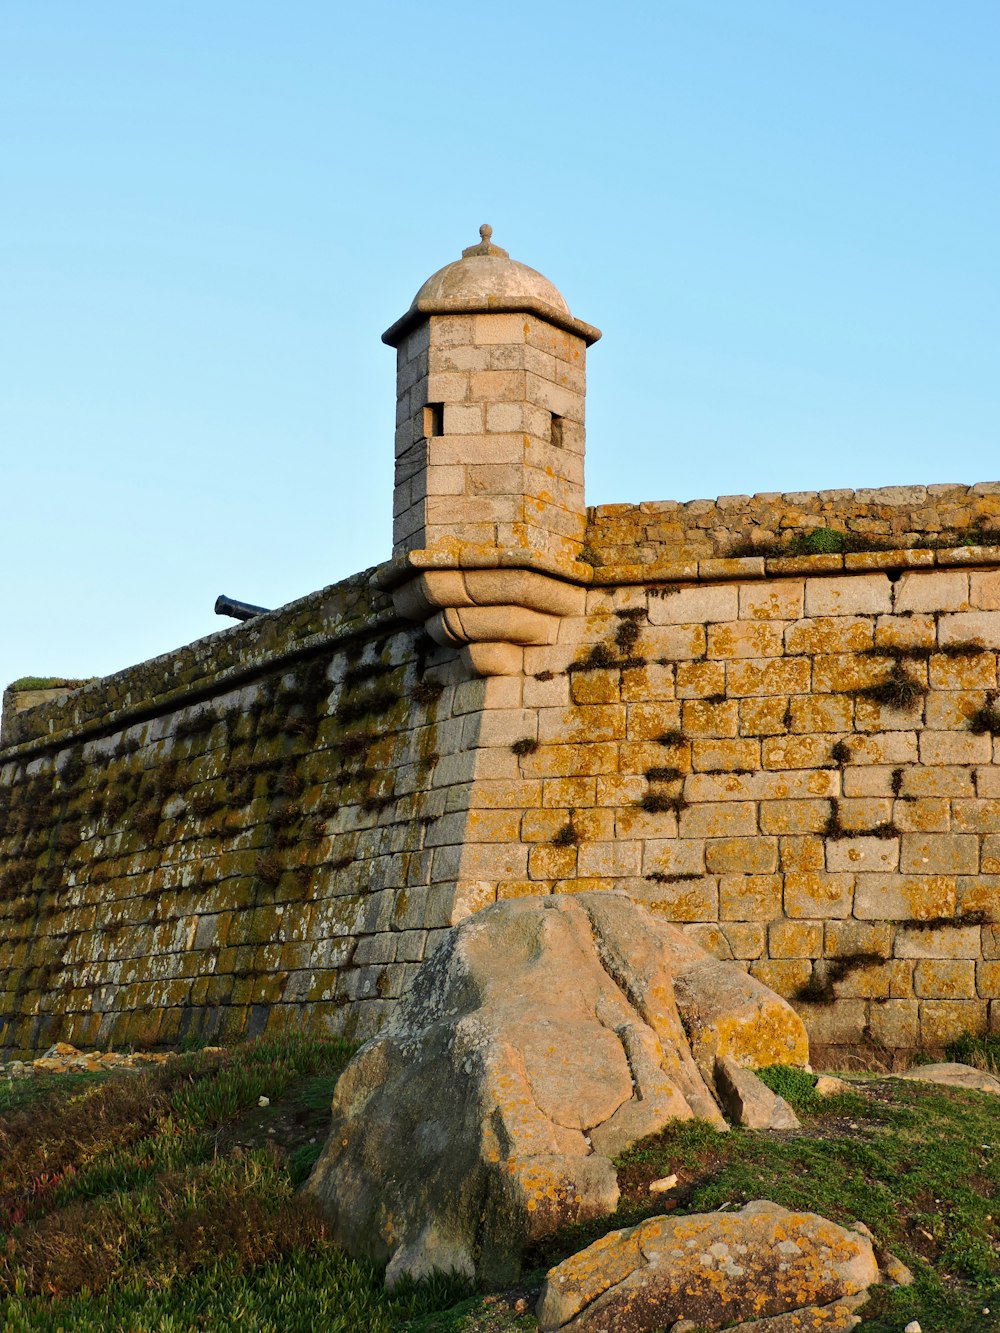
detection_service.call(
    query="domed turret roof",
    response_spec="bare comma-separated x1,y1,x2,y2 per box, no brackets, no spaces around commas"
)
382,226,600,347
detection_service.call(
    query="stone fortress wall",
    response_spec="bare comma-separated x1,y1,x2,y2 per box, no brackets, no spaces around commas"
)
0,575,490,1052
1,227,997,1066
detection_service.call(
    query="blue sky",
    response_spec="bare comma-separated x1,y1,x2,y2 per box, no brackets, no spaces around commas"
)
2,2,998,691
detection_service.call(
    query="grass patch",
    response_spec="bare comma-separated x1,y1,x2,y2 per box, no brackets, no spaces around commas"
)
2,1041,998,1331
527,1076,999,1333
946,1032,1000,1075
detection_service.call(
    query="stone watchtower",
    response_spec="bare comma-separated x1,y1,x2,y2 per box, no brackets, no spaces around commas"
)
379,227,601,676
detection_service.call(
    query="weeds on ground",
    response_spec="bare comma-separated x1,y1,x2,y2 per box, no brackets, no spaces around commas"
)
2,1041,998,1332
527,1070,999,1333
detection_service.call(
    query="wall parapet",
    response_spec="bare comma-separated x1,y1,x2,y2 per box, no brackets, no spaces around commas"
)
586,481,1000,568
0,569,400,759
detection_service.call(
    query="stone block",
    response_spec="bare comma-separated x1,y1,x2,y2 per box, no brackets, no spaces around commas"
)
928,652,997,691
569,668,620,705
952,799,1000,833
955,873,1000,918
682,699,739,738
523,673,570,708
719,874,783,921
970,570,1000,609
537,704,626,745
804,574,892,617
983,836,1000,873
894,570,969,613
888,959,917,997
762,733,839,770
847,732,919,765
867,999,918,1049
472,313,526,344
727,658,811,697
892,798,950,832
759,800,832,834
834,958,891,998
468,369,526,402
641,839,706,876
464,809,523,842
749,959,811,998
796,998,868,1047
646,584,739,625
938,610,1000,648
625,701,683,741
902,765,975,798
674,660,726,698
919,1000,987,1046
620,663,675,703
896,924,982,959
811,653,886,694
976,961,1000,997
924,690,988,730
683,772,754,803
645,622,707,660
442,403,484,434
706,621,785,658
527,844,577,881
595,775,647,810
458,843,529,881
705,836,778,874
788,694,854,733
826,836,899,873
841,766,893,797
577,840,642,877
635,876,719,923
784,617,873,655
738,581,804,620
541,777,596,808
852,873,956,921
825,920,892,957
679,921,730,955
768,920,822,958
721,923,767,958
779,835,826,871
690,738,760,772
914,960,976,998
784,872,854,919
874,613,937,649
738,697,790,735
679,802,757,838
900,833,978,874
759,769,842,800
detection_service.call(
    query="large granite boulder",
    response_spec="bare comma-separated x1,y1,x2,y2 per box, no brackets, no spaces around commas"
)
304,892,809,1287
536,1201,880,1332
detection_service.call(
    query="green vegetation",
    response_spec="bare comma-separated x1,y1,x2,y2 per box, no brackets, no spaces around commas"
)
6,677,92,692
1,1038,998,1331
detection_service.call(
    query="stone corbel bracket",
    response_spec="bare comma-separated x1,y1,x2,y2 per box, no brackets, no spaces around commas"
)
377,558,588,676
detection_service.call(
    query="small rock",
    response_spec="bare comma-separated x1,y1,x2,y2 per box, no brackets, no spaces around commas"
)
904,1322,921,1333
814,1075,852,1096
258,1095,270,1108
42,1042,79,1060
715,1056,801,1130
879,1252,914,1286
649,1174,678,1194
669,1322,698,1333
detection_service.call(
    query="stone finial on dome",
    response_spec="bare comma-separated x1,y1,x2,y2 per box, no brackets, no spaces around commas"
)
461,223,509,259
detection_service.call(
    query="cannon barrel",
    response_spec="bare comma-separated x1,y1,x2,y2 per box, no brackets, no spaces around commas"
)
214,595,271,622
